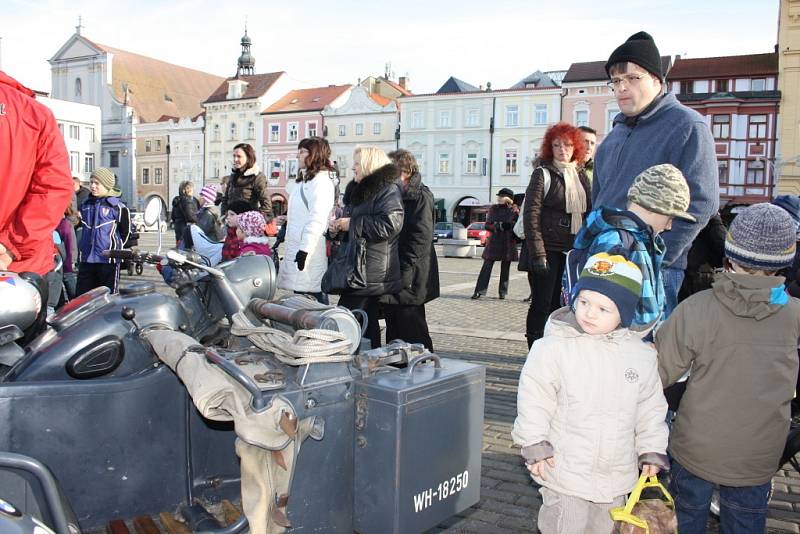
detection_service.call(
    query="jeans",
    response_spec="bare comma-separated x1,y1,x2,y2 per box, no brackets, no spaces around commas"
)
669,459,770,534
661,267,685,320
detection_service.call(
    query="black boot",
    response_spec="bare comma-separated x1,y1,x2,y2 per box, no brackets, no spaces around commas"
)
471,292,482,300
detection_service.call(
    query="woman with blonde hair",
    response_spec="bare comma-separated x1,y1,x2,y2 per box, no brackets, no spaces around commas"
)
324,146,404,348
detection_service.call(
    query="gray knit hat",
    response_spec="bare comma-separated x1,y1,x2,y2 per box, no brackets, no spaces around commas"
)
90,167,121,197
725,203,796,271
627,164,696,222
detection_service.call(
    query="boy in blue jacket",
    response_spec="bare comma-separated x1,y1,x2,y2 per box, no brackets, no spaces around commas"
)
76,168,130,295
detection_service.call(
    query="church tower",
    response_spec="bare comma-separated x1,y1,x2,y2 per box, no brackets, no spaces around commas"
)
236,26,256,76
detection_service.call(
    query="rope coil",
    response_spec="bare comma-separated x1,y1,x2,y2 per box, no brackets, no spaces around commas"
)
230,312,353,366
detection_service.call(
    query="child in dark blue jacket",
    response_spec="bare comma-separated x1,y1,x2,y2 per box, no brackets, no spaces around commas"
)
76,168,130,295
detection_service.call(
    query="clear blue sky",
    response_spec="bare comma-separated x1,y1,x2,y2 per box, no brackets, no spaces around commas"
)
0,0,781,94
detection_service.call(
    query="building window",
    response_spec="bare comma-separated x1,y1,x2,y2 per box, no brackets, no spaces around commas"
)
74,78,82,99
751,78,766,91
746,160,765,185
156,139,162,151
287,158,299,180
213,124,220,141
717,160,729,185
69,124,80,140
412,152,425,174
715,79,728,92
141,168,150,185
84,153,94,173
145,140,152,152
748,115,767,138
269,160,281,180
355,123,364,136
338,125,346,136
69,151,80,173
212,161,220,178
230,122,237,140
712,115,730,139
680,81,692,94
154,168,163,185
247,122,255,139
412,111,424,129
373,122,381,135
606,109,618,133
504,149,518,174
438,153,450,174
438,110,451,128
505,105,519,127
58,123,64,136
465,152,478,174
86,126,95,142
534,105,547,125
575,110,589,128
269,124,280,143
466,109,480,127
336,155,348,178
306,121,318,137
288,122,299,142
109,151,119,168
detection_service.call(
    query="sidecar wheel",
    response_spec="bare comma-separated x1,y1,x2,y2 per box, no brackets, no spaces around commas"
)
135,263,143,276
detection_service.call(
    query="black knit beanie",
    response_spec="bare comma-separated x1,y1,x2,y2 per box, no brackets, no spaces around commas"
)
605,31,662,80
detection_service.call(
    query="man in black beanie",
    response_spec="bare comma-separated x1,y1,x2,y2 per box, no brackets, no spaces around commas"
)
592,31,718,320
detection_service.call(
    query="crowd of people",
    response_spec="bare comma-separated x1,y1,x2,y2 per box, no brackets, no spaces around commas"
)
3,28,800,534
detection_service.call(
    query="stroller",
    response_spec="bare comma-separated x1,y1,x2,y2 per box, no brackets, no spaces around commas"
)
122,221,143,275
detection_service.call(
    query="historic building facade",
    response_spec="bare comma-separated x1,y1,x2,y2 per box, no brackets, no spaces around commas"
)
38,95,102,185
778,0,800,195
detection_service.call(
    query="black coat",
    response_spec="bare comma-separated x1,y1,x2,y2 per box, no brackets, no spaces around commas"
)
380,173,440,306
482,203,519,262
171,194,200,242
340,164,404,297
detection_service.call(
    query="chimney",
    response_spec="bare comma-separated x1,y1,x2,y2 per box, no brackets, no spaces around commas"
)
399,76,407,89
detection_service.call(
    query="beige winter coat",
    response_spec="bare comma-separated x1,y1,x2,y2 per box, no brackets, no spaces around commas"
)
512,307,669,503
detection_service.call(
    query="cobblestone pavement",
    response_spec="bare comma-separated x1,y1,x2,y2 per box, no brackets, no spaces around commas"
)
124,235,800,533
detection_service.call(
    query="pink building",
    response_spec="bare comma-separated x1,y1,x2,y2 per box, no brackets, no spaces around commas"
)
561,58,672,142
261,85,352,213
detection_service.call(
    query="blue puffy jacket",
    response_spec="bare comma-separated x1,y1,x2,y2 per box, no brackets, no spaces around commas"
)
79,196,130,263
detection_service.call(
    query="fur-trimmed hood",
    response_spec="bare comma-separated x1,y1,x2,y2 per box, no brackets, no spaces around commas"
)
350,164,400,206
401,171,424,200
230,164,263,188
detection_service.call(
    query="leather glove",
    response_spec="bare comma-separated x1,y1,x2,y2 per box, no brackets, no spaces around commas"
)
295,250,308,271
502,221,513,231
532,258,549,275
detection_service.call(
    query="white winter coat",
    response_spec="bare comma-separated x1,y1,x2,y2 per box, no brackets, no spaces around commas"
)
277,172,335,293
511,307,668,503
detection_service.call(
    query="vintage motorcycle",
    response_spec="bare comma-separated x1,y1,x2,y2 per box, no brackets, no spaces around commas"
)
0,199,485,534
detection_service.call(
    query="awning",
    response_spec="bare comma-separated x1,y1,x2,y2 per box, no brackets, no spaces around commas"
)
458,198,482,207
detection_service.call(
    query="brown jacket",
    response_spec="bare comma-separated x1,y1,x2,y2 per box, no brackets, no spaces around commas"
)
522,161,590,262
657,272,800,485
222,165,273,221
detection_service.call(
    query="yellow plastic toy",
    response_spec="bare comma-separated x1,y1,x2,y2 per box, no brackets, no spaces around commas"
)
609,474,677,533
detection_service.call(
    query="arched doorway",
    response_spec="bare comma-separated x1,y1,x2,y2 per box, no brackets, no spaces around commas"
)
452,196,486,227
271,193,288,217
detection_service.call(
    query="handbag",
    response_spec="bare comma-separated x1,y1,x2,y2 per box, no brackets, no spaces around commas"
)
610,474,677,534
321,237,367,294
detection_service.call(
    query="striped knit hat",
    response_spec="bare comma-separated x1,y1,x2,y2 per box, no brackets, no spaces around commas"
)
571,252,643,328
725,203,796,271
199,184,218,207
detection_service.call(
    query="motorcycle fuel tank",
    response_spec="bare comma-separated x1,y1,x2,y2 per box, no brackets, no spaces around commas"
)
353,355,485,534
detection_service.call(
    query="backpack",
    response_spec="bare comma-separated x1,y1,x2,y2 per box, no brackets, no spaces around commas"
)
513,167,551,240
171,196,181,222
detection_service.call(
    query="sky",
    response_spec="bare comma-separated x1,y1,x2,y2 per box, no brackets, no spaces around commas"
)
0,0,781,95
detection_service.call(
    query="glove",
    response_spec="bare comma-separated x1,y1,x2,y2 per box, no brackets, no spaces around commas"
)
295,250,308,271
502,221,513,231
532,258,549,275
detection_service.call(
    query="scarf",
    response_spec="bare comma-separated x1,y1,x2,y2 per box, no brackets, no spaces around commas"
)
552,160,586,234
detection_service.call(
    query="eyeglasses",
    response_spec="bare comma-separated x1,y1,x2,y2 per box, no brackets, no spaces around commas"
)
606,74,648,89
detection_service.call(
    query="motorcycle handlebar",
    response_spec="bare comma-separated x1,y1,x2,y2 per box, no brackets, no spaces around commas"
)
103,249,207,269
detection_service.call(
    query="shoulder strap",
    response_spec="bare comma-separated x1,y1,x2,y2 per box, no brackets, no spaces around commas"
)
299,182,309,210
534,167,552,198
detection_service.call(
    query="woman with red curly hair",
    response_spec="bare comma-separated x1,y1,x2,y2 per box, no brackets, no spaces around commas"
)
521,122,591,346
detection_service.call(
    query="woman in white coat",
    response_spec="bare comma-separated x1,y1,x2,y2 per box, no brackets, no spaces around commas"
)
277,137,336,303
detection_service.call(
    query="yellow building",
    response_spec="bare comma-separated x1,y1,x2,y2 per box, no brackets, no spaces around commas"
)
778,0,800,194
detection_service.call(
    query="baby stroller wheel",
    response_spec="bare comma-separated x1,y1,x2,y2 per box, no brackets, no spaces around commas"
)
135,262,143,276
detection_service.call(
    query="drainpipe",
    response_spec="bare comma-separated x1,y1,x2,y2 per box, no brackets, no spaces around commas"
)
488,95,496,203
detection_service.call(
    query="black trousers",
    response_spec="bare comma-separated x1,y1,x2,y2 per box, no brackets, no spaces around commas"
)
473,259,511,297
337,294,381,349
384,304,434,352
76,262,120,296
526,250,566,347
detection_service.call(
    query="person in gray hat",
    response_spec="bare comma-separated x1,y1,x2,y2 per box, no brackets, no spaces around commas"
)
657,203,800,533
472,187,519,300
594,31,718,318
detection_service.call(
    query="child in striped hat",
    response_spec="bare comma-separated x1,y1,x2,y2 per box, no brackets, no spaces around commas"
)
513,252,669,533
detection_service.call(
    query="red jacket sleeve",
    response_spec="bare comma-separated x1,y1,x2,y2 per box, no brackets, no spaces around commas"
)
0,107,73,275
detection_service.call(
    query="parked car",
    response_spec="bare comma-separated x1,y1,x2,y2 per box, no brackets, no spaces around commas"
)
467,222,489,246
131,211,167,232
433,222,465,242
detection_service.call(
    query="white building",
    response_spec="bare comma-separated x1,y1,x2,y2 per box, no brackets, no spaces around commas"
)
323,86,399,185
38,96,102,183
399,80,562,224
49,28,224,206
165,116,205,200
202,31,294,184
